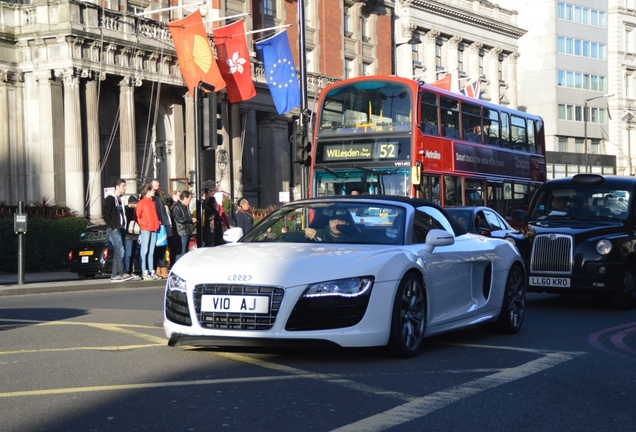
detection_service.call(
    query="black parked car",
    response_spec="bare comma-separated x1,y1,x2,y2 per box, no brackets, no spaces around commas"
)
67,225,113,279
444,206,526,258
518,174,636,309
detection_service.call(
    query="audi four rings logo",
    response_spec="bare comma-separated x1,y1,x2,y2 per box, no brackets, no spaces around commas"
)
228,274,252,281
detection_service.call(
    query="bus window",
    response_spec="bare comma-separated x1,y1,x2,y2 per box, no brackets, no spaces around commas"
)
420,175,441,204
483,108,500,146
420,91,439,135
527,119,537,154
511,115,527,151
443,175,462,206
500,112,511,148
462,102,482,143
440,96,460,139
465,178,484,206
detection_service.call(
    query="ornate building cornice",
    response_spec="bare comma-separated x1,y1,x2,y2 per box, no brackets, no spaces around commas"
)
410,0,526,39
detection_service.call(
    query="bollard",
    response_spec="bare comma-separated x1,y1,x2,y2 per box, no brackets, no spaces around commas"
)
14,201,28,285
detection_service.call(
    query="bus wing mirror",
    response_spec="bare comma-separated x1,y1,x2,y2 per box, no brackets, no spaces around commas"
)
411,163,421,185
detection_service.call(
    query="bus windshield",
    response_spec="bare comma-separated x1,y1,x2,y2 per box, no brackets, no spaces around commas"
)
314,167,411,197
318,81,413,135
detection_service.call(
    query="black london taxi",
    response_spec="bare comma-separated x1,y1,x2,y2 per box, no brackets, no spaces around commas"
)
518,174,636,309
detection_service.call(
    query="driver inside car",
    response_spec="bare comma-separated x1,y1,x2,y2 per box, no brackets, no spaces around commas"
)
305,210,362,242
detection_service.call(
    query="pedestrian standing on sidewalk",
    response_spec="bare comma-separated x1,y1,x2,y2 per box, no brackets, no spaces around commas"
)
103,179,134,282
151,179,171,278
136,183,162,280
123,194,141,279
171,190,196,263
235,198,253,235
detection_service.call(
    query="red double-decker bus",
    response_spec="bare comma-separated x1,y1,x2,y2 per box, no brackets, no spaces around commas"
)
309,75,546,223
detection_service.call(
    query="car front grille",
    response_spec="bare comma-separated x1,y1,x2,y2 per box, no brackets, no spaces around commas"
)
193,284,284,330
165,289,192,326
530,234,573,274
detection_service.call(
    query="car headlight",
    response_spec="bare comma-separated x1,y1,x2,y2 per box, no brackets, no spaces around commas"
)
167,273,187,292
303,277,374,298
596,239,612,255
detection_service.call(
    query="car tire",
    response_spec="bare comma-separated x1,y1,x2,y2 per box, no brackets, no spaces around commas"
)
481,264,525,334
609,269,634,310
78,273,96,280
387,273,426,358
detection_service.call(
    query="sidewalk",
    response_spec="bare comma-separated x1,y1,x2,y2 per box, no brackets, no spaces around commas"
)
0,269,165,296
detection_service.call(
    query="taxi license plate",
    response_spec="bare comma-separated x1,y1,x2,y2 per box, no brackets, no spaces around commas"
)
201,295,269,314
530,276,570,287
79,251,93,256
81,256,89,263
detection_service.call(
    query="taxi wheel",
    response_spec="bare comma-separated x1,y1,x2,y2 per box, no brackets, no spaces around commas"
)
609,269,634,310
387,273,426,358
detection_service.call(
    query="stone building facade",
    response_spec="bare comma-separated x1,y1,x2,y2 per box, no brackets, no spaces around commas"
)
0,0,526,222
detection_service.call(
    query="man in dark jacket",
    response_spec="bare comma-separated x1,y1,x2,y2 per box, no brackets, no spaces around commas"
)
103,179,133,282
171,190,196,263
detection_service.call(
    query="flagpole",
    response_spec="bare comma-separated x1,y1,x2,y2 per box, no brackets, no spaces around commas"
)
246,25,291,36
135,1,206,16
298,0,309,199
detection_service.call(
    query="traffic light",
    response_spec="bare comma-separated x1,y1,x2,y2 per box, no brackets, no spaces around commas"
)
292,128,312,167
202,92,223,150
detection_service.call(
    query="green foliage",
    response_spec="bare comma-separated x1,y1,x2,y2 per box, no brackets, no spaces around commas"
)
0,216,87,273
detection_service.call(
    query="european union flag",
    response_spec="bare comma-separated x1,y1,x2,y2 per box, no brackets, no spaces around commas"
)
255,30,301,115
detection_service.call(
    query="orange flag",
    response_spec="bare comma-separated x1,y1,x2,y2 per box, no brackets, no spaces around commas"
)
168,10,226,96
430,74,451,91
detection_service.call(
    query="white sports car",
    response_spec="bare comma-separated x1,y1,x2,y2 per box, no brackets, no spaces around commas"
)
164,196,526,357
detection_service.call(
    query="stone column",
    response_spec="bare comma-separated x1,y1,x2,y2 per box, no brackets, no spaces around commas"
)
119,76,138,194
487,47,502,105
0,72,9,203
85,77,102,222
447,35,461,75
62,69,84,216
467,42,483,81
34,71,60,202
506,52,520,109
258,116,290,205
423,30,440,84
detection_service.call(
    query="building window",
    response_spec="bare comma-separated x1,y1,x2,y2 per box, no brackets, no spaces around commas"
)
362,62,371,76
558,137,568,152
626,73,633,99
344,7,352,38
557,2,606,28
345,58,354,78
457,46,464,73
575,138,584,153
361,15,370,42
557,36,606,60
479,50,484,76
626,29,632,52
263,0,276,16
435,41,443,69
590,139,600,154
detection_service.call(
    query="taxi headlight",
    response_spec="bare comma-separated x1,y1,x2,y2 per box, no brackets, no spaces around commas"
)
596,240,612,255
303,277,374,298
167,273,187,292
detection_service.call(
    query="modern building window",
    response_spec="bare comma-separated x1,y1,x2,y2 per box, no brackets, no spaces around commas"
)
558,104,607,124
558,137,568,152
558,70,606,92
590,139,600,154
557,2,606,28
558,36,606,59
575,138,584,153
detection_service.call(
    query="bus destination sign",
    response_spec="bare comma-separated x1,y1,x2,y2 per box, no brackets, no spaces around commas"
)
319,140,409,163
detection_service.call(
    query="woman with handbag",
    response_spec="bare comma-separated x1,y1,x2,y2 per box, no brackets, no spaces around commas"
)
123,195,141,279
135,183,162,280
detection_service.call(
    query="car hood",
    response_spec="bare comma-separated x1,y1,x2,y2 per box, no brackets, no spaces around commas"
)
528,220,626,238
171,243,409,287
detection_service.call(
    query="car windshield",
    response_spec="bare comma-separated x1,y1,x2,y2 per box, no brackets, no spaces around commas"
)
241,202,406,245
530,188,631,221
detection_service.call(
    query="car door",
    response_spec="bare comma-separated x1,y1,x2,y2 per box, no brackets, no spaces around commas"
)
411,207,485,326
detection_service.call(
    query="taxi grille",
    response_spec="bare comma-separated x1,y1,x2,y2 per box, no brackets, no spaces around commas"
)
193,284,284,330
530,234,573,274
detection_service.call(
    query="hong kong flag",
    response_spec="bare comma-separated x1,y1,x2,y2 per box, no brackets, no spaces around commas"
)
213,20,256,103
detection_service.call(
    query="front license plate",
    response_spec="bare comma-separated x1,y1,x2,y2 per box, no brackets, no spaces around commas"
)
530,276,570,287
200,295,270,314
79,251,93,256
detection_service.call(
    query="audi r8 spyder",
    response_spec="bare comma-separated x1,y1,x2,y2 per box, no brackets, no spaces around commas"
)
163,196,526,357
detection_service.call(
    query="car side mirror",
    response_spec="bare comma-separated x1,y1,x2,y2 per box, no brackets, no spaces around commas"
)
424,229,454,253
223,227,244,243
